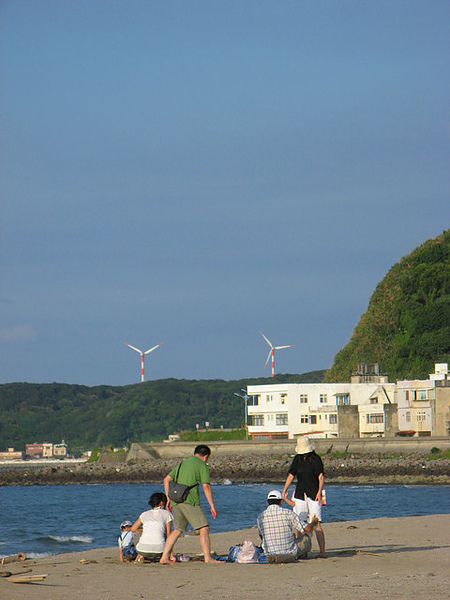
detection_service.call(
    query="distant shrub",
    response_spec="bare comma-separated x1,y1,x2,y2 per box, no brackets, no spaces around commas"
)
87,448,101,462
430,446,441,455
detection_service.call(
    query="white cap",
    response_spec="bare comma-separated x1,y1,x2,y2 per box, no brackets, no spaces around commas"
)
267,490,282,500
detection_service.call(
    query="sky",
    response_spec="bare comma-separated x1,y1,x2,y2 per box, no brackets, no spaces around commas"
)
1,0,449,386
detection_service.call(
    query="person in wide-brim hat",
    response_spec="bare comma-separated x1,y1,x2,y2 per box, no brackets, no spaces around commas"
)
282,437,326,558
294,437,313,455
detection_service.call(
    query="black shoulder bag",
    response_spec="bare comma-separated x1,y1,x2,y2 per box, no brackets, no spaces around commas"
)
168,462,199,503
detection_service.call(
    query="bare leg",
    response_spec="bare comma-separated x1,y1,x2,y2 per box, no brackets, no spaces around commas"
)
160,529,183,564
198,526,215,563
315,523,326,557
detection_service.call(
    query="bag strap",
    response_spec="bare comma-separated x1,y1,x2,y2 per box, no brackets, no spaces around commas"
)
173,461,199,490
174,462,182,483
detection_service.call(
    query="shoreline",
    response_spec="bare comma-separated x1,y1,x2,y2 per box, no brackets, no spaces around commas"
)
1,514,449,599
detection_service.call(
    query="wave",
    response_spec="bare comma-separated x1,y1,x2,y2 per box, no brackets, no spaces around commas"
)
38,535,93,544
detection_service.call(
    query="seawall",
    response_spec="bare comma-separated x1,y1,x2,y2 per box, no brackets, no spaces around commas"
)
127,436,450,460
1,437,449,486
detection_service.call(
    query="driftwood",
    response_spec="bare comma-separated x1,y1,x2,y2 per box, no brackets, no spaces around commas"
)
7,573,48,584
0,552,26,565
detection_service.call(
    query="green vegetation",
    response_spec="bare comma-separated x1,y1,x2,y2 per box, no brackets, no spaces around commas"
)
325,230,450,382
427,448,450,460
179,429,247,442
87,448,102,462
0,371,325,452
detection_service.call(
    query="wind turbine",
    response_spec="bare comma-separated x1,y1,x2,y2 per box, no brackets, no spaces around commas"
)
259,331,294,377
124,342,163,382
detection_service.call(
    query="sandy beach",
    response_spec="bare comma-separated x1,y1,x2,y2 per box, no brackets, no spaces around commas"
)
1,514,449,599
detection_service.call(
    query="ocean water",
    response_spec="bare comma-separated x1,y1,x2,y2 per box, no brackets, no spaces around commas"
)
1,482,449,558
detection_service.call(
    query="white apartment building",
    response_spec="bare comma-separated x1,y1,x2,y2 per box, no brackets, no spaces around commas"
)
246,380,396,440
246,363,450,440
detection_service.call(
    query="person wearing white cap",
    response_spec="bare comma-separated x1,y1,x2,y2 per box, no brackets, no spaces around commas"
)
256,490,318,562
282,437,326,558
118,520,137,562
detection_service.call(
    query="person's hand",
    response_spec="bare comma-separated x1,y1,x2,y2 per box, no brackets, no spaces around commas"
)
211,505,218,519
282,490,288,500
166,498,172,512
315,492,322,505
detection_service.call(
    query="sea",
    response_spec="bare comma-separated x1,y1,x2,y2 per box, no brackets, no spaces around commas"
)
1,482,449,559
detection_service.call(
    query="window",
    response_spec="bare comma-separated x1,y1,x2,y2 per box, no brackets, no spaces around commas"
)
335,394,349,406
366,413,384,424
319,394,328,404
266,395,273,403
280,393,287,405
405,411,411,422
248,395,260,406
250,414,264,426
309,415,317,424
276,413,288,426
416,411,426,422
329,414,337,424
300,415,308,424
299,394,308,403
414,390,428,401
370,397,378,404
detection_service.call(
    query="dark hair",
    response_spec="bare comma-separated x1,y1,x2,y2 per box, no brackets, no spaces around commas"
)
148,492,167,508
267,498,283,506
194,444,211,458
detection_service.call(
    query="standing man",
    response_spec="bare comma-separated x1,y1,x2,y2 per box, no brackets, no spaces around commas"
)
160,444,217,564
282,437,326,558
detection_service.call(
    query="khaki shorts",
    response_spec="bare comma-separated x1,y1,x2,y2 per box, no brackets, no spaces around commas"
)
172,503,209,531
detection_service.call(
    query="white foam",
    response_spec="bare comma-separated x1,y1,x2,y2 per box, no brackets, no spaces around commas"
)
48,535,93,544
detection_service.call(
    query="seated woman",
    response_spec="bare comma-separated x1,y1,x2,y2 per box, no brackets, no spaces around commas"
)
131,492,174,562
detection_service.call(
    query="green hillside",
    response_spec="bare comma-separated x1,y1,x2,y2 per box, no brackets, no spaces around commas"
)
325,230,450,382
0,371,325,452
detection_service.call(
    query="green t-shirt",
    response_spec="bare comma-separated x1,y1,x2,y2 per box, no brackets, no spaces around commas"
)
169,455,210,506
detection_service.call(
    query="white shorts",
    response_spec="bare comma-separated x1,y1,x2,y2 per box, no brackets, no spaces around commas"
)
292,493,322,526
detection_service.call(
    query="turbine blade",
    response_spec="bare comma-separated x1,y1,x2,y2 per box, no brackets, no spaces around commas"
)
259,331,273,348
144,342,163,354
264,348,272,368
274,345,294,350
124,342,143,354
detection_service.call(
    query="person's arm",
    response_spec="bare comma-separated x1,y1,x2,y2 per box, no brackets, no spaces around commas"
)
118,537,124,562
130,518,142,533
291,513,305,537
202,483,217,519
282,472,295,500
163,473,173,511
315,472,324,504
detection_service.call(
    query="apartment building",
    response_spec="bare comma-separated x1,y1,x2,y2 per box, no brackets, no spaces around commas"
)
397,363,450,437
246,363,449,440
246,373,396,440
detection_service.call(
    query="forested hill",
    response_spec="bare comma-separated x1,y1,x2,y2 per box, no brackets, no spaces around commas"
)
0,371,325,452
325,229,450,383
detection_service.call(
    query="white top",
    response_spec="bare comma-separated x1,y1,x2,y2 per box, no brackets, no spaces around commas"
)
136,507,173,553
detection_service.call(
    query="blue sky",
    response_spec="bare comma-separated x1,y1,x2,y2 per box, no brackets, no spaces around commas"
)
1,1,449,385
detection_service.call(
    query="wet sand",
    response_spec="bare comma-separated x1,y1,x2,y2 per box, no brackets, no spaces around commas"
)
1,514,449,600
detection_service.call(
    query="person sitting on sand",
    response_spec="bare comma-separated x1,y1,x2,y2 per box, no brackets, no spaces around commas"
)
257,490,318,563
118,520,137,562
159,444,218,564
131,492,174,562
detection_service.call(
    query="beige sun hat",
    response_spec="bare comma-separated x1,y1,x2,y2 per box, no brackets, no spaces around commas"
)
295,437,313,454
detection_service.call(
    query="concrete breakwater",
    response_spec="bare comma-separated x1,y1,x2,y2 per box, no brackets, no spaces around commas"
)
1,453,449,485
